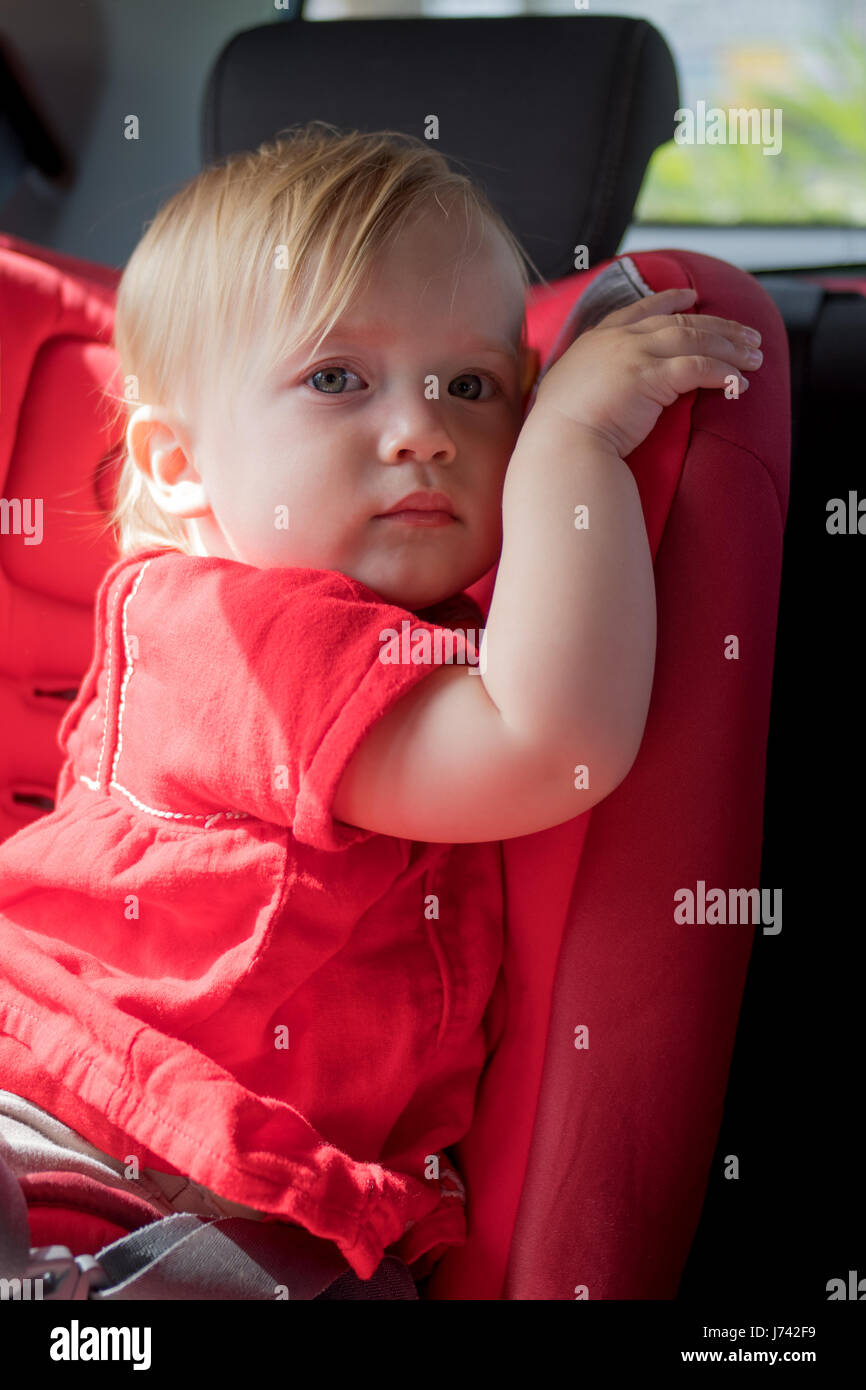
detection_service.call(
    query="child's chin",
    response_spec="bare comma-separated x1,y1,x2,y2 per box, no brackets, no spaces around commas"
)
358,566,452,611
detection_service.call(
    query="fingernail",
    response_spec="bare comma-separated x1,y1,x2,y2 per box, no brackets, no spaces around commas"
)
744,328,762,345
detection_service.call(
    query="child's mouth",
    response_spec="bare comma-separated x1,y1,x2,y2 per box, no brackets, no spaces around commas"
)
374,510,456,527
374,490,457,526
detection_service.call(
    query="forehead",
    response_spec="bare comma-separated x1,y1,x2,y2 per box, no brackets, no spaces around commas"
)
339,208,525,346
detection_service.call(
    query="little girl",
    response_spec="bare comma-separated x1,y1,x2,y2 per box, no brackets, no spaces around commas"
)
0,123,762,1295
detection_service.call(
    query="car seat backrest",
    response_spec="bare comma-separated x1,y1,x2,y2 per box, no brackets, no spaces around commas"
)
0,233,123,841
203,13,679,279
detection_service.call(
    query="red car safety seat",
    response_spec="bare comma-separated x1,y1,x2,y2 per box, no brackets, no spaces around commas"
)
0,231,790,1299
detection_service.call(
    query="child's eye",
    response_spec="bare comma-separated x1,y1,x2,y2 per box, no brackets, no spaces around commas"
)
307,365,365,394
449,373,497,401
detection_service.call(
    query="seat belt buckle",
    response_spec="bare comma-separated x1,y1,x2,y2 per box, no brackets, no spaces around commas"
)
25,1245,108,1299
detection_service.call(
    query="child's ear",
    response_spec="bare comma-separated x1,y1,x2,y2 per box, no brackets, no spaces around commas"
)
519,345,541,405
126,405,209,518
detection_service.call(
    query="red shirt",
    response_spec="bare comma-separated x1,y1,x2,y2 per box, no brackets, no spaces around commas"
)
0,549,504,1280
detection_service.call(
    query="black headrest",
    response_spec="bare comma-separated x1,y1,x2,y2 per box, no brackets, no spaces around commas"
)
202,15,678,282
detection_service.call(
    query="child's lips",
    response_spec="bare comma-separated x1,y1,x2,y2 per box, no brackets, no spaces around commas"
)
374,489,457,527
374,509,456,527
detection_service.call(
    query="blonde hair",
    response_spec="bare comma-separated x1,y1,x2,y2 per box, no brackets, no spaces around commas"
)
100,121,545,559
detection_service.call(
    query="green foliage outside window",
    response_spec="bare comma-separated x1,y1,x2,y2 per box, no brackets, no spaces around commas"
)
634,26,866,225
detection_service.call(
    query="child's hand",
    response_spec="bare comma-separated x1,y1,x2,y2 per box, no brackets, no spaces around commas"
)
534,287,763,458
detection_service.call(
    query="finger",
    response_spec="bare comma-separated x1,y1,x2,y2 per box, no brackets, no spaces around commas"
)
595,286,697,328
629,313,762,344
640,324,763,369
652,354,751,396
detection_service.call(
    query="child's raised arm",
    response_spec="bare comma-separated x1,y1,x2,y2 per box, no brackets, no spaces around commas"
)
333,289,763,843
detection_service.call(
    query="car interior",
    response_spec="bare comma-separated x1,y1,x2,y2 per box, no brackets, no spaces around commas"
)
0,0,862,1310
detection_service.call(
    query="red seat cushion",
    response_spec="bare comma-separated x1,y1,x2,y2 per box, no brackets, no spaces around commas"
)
20,1170,163,1254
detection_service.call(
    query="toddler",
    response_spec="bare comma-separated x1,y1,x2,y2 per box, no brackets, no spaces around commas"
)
0,123,762,1291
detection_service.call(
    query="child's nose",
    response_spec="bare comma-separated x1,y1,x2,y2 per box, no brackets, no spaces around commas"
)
380,397,457,464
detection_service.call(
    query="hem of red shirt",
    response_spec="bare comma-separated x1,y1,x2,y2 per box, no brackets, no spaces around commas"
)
0,997,465,1282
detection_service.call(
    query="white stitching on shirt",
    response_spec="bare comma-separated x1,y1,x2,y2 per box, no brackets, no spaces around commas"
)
90,572,125,789
108,560,149,788
104,779,249,826
78,557,249,829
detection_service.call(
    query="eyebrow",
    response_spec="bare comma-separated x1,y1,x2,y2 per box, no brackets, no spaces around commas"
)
317,323,519,362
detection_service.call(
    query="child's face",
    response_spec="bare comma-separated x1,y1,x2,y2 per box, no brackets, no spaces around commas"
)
132,209,530,610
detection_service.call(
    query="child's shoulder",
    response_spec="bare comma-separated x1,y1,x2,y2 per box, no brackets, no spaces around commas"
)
109,550,362,598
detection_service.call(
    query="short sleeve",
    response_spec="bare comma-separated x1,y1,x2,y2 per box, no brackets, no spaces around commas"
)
114,556,483,851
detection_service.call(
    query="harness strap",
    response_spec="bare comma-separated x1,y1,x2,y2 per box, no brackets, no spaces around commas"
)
95,1212,354,1301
